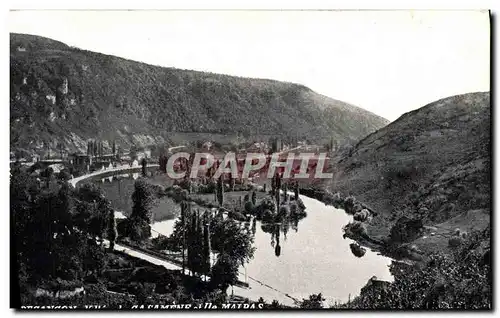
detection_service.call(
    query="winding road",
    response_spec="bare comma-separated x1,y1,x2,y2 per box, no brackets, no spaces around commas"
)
68,145,305,305
69,145,185,187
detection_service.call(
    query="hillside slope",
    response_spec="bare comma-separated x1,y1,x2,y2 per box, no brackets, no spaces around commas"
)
328,92,491,252
10,33,388,156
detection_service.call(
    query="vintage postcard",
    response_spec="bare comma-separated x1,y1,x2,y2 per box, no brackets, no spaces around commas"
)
9,10,491,310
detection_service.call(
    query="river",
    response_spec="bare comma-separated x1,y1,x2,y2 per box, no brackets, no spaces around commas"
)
92,173,393,307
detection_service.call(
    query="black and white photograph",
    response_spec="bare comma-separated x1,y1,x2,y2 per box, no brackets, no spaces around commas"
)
8,8,491,310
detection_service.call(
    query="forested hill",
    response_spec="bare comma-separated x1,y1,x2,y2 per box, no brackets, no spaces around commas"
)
10,33,389,156
328,92,490,251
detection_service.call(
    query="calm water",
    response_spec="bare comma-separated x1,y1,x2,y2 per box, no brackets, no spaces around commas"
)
92,173,393,306
236,195,393,305
88,173,179,222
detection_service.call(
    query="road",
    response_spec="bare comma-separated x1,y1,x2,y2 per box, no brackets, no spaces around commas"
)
69,164,160,187
69,145,185,187
109,240,298,304
105,240,253,293
69,144,298,305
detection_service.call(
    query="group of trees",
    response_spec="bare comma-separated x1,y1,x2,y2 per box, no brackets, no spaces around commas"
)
12,156,261,306
11,164,117,306
343,228,491,309
86,139,117,157
180,203,212,277
325,137,338,153
269,137,282,154
166,200,256,292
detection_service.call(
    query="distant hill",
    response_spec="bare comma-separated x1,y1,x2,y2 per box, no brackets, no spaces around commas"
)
10,33,388,157
328,92,490,253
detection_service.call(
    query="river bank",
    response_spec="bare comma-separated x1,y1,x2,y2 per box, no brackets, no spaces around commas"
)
82,169,394,307
297,186,423,262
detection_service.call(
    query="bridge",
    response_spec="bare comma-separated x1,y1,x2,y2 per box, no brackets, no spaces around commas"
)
69,164,160,187
69,145,185,187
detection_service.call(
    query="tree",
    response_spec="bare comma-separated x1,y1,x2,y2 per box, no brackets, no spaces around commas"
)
99,141,104,157
229,173,235,192
130,146,138,161
11,161,109,307
129,179,155,241
271,174,276,196
202,211,212,276
141,158,147,177
75,184,110,244
300,293,325,309
131,179,155,224
159,154,168,173
244,201,255,214
294,181,300,201
216,175,224,206
187,210,204,276
57,169,71,181
57,141,65,159
210,218,255,267
41,167,54,187
210,253,239,291
180,201,189,274
107,209,117,251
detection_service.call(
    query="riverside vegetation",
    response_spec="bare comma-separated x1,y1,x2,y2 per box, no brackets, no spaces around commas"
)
302,92,491,309
10,32,491,310
11,161,318,309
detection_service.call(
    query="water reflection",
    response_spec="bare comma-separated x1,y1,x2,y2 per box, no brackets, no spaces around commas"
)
92,172,179,222
90,171,393,305
260,214,306,257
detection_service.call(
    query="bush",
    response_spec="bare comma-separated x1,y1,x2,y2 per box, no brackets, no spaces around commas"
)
244,201,255,214
346,229,491,309
228,211,246,222
257,197,276,214
353,209,370,222
389,216,423,244
262,209,275,223
344,221,368,238
300,293,325,309
128,217,152,242
448,236,463,247
57,169,71,181
343,195,357,214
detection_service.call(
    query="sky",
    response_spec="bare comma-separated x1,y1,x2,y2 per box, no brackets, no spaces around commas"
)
9,10,490,121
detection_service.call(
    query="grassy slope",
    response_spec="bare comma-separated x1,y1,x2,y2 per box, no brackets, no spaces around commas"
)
327,92,491,253
10,33,388,156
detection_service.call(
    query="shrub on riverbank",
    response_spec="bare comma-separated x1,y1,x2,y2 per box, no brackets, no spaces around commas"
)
388,216,423,244
343,221,368,240
339,228,491,309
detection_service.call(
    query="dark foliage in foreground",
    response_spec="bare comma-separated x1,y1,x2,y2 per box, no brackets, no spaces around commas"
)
11,164,113,305
336,228,491,309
